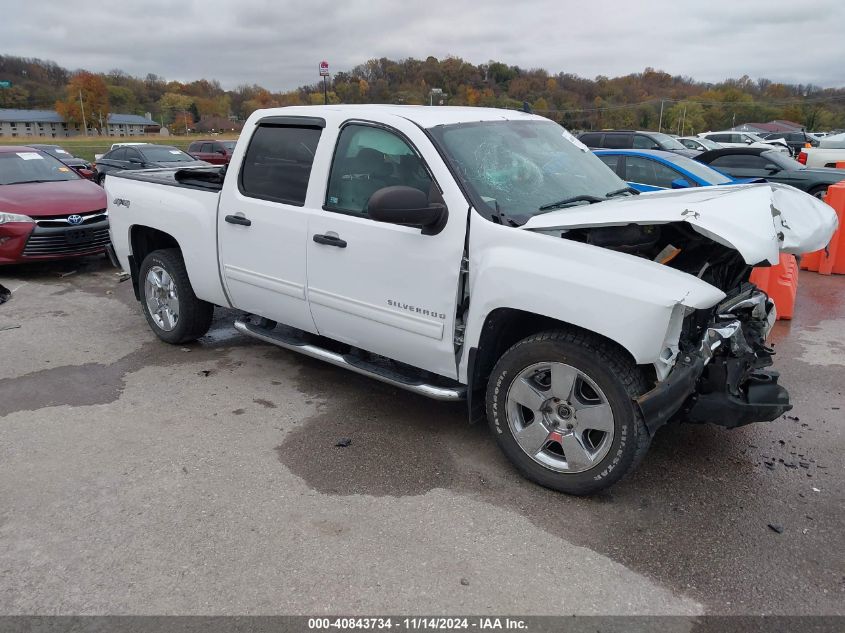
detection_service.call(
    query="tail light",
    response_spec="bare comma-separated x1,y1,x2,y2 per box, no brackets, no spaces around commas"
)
797,151,807,165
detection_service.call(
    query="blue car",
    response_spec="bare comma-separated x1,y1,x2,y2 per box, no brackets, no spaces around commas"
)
593,149,760,192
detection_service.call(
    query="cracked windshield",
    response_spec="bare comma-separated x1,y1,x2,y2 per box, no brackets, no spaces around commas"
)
431,119,630,224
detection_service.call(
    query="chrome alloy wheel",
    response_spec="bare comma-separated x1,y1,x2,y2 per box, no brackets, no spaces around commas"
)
505,362,615,473
144,265,180,331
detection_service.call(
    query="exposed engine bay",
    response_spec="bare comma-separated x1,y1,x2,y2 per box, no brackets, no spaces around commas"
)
563,222,751,293
562,222,792,433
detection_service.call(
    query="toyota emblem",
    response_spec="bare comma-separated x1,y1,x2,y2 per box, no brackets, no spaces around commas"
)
67,215,83,225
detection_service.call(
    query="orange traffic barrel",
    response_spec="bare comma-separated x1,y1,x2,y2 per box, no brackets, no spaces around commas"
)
751,254,799,320
800,182,845,275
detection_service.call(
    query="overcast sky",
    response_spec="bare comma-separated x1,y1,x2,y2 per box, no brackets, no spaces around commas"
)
3,0,844,91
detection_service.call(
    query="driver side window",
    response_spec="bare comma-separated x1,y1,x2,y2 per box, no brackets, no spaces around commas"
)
324,124,432,218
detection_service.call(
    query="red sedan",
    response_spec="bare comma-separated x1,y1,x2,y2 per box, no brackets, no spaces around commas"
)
0,146,109,265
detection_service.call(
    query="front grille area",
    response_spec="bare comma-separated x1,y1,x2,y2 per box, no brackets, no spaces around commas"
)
36,210,108,228
22,224,111,257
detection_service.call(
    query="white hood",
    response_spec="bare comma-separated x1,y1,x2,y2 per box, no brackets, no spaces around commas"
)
522,183,838,266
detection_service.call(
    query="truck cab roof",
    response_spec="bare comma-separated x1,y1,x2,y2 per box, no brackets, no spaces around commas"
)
247,104,541,129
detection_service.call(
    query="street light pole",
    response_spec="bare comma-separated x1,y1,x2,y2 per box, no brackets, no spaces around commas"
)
658,99,665,133
78,89,88,137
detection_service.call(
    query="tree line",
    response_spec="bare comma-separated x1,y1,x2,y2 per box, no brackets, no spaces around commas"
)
1,54,844,134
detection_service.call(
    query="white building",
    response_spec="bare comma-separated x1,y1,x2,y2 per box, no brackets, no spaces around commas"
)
0,109,157,138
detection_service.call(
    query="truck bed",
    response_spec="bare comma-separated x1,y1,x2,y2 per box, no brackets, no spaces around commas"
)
110,166,226,192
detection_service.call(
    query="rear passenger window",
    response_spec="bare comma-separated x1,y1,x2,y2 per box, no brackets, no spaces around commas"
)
578,133,602,148
324,124,432,217
201,143,213,153
603,134,631,149
239,125,322,206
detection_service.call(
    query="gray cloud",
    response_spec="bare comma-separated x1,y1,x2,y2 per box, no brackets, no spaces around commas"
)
2,0,843,90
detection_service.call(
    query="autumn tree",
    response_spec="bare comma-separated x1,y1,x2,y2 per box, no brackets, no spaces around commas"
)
55,71,110,134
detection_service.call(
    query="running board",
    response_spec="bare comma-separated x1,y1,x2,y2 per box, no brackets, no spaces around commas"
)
233,319,466,401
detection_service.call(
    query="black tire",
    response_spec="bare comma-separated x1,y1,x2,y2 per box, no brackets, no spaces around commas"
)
139,248,213,344
809,185,828,201
486,329,651,495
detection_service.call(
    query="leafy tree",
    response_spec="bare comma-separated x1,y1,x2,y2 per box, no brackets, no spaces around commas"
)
55,72,109,133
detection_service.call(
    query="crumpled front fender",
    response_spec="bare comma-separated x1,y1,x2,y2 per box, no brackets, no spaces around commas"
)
461,216,726,381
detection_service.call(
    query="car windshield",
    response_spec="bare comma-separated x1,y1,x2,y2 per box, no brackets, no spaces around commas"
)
662,154,733,184
651,133,687,150
140,146,196,162
0,150,79,185
428,119,628,224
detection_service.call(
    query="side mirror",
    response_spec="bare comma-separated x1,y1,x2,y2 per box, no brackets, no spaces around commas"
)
367,186,448,235
670,178,691,189
77,168,95,179
745,138,753,144
217,148,227,155
128,157,143,164
764,164,781,173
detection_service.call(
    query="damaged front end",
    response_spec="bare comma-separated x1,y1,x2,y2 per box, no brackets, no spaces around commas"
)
520,184,838,434
638,284,790,434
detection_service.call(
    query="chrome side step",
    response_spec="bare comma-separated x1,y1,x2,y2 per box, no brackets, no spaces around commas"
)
233,319,466,401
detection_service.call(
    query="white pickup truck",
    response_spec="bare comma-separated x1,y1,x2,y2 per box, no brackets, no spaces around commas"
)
798,134,845,168
105,105,837,495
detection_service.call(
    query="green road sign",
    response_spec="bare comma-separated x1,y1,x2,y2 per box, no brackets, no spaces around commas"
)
0,81,12,88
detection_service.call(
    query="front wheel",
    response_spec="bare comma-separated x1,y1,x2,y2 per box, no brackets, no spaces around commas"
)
809,185,828,201
139,248,213,344
486,330,651,495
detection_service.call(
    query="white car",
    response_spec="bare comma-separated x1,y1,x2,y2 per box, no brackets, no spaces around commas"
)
699,131,791,154
105,105,837,495
677,136,723,152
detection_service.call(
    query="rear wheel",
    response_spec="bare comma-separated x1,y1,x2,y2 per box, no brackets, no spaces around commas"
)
139,248,213,344
486,330,651,495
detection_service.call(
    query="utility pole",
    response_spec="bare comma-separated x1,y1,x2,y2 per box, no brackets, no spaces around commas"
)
658,99,665,133
78,89,88,137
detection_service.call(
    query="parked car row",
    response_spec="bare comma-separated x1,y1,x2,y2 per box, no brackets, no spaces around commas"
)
589,146,845,200
578,129,797,157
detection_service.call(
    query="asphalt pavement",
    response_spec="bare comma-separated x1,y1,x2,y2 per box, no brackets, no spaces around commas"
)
0,257,842,616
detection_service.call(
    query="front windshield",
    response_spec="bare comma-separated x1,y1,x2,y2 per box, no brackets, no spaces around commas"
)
651,132,687,150
140,146,196,162
0,151,79,185
664,154,733,184
428,119,628,223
